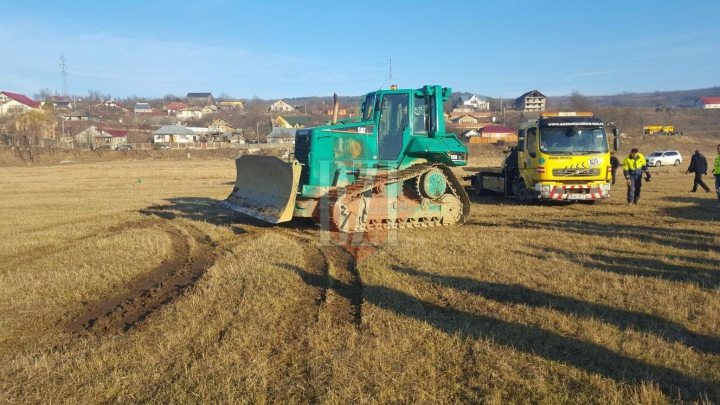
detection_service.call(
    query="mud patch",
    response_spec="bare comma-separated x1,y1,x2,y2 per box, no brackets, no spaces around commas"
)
278,228,363,327
66,218,217,336
319,245,363,327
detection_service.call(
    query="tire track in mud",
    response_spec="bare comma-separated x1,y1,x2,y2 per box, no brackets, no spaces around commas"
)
277,227,363,327
66,217,219,336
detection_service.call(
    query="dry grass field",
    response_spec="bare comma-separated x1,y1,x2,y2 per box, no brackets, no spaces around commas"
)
1,145,719,403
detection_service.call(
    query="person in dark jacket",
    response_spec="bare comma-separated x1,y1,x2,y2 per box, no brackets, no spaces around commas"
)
610,152,620,185
686,150,711,193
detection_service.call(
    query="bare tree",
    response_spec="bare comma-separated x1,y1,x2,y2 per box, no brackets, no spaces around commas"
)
86,89,111,103
569,90,593,111
33,88,54,101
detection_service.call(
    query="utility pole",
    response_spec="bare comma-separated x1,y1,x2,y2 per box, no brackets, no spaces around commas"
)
500,97,504,126
59,54,69,96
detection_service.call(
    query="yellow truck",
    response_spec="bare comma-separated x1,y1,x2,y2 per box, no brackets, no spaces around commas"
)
643,125,676,135
471,111,620,203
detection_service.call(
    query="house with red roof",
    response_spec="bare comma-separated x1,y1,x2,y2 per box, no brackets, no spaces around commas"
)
0,91,41,116
695,97,720,109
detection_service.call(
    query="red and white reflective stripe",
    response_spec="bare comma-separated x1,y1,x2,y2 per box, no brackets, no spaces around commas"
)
547,185,604,200
536,166,545,173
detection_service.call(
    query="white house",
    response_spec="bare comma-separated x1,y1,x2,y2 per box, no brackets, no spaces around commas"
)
0,91,41,116
269,100,294,112
696,97,720,109
459,95,490,111
75,126,128,148
103,100,128,110
152,125,199,143
177,108,202,120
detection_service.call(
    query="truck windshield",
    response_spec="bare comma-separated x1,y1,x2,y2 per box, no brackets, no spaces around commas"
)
362,93,376,121
539,126,608,155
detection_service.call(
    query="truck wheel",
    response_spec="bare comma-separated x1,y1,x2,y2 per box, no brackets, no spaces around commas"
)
516,180,529,204
474,176,485,196
674,160,680,166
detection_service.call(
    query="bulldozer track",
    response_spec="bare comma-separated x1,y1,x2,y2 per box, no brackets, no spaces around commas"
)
66,218,218,337
328,163,470,231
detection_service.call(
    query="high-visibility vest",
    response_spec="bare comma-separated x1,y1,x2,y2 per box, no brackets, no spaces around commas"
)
714,154,720,175
623,153,647,172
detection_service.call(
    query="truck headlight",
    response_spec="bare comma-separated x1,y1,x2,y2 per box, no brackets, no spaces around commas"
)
541,185,551,197
601,183,611,194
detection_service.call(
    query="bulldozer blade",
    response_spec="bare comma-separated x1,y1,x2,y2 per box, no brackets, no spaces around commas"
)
221,155,301,224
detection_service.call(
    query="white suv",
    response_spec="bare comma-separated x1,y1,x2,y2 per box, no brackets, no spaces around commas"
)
646,150,682,167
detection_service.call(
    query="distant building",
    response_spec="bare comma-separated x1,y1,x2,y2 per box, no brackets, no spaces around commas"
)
166,102,189,113
695,97,720,109
459,129,481,140
266,128,296,144
46,96,73,110
514,90,546,112
274,115,312,129
219,101,244,110
0,91,41,116
186,93,214,106
75,126,128,148
177,108,202,120
459,95,490,111
452,115,479,124
208,119,236,133
201,105,218,115
152,125,199,143
103,100,127,110
270,100,294,112
134,103,153,114
474,125,517,144
63,110,98,121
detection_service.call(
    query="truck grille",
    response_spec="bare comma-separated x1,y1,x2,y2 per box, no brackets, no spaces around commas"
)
294,133,311,185
552,168,601,177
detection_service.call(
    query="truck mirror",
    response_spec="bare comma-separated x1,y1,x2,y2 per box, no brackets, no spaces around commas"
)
613,137,621,151
613,128,620,137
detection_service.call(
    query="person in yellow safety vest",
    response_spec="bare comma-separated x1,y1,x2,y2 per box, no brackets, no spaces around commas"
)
622,148,651,205
713,144,720,204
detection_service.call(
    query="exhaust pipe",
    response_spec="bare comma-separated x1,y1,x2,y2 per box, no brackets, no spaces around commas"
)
332,92,339,125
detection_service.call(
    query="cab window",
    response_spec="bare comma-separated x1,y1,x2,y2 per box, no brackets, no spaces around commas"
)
413,94,428,134
526,128,537,157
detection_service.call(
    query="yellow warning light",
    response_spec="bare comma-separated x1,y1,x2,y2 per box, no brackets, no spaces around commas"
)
390,85,397,90
541,111,594,117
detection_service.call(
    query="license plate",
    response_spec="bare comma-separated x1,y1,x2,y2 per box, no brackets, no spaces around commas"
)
567,194,586,200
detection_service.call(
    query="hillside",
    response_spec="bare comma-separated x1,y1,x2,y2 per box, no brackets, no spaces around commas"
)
548,86,720,108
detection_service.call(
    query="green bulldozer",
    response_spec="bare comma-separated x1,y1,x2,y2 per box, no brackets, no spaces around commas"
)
221,85,471,232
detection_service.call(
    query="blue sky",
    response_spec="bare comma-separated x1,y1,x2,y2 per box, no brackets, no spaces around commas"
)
1,0,719,100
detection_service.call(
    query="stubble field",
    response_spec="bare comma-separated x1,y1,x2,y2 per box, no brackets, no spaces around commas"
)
1,153,719,404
